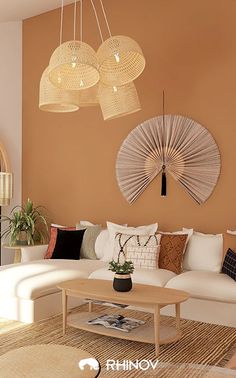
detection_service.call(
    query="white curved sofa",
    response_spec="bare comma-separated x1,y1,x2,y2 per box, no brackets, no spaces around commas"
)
0,244,236,326
0,256,106,323
90,267,236,327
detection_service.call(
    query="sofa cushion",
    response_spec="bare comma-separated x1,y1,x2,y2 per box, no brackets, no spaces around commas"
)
101,222,158,262
44,225,75,259
158,234,188,274
114,233,161,269
222,248,236,282
51,229,85,260
76,224,102,260
182,229,223,272
89,267,176,287
95,229,110,259
166,270,236,303
0,259,106,300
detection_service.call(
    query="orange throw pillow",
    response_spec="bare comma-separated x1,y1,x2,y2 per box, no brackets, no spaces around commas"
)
44,226,75,259
159,234,188,274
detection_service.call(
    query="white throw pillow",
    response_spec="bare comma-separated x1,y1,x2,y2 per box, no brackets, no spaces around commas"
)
101,222,158,262
94,229,109,260
80,221,97,226
182,228,223,272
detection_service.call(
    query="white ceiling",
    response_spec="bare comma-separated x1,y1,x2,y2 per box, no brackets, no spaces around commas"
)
0,0,74,22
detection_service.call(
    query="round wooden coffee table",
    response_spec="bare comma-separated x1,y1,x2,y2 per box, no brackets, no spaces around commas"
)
58,278,189,357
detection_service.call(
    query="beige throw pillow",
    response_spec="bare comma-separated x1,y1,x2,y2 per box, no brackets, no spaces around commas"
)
113,233,161,269
76,224,102,260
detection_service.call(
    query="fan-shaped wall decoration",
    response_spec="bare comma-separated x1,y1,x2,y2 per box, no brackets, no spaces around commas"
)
116,115,221,205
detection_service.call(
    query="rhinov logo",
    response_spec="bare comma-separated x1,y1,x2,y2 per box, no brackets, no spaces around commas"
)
106,359,159,371
78,358,100,371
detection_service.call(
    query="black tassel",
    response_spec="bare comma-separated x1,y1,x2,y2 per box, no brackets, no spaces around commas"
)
161,170,167,196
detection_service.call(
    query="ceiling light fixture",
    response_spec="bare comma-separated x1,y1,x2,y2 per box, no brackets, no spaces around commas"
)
39,0,145,120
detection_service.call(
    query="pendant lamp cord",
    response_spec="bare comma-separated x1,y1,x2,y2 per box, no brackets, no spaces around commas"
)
90,0,104,43
73,0,83,41
59,0,64,45
162,90,165,130
100,0,112,37
80,0,83,42
60,0,108,45
73,0,77,40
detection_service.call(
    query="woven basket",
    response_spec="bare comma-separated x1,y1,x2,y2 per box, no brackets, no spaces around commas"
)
97,35,145,86
48,40,99,91
77,83,99,107
99,81,141,120
0,172,13,206
39,67,79,113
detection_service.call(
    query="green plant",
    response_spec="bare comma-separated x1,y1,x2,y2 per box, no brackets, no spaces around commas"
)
109,260,134,274
0,198,49,246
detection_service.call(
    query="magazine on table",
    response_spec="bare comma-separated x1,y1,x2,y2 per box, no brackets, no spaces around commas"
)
87,314,145,333
84,299,128,308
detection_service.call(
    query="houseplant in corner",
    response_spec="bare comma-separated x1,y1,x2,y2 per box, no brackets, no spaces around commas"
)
0,198,49,246
109,260,134,292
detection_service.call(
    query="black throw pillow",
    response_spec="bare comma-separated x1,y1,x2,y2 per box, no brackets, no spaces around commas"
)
222,248,236,282
51,229,85,260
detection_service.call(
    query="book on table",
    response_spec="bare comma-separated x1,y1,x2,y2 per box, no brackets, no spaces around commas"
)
87,314,145,333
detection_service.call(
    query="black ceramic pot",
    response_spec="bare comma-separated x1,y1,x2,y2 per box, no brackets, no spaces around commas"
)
113,273,132,292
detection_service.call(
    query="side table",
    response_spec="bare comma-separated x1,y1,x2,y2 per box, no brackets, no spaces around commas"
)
2,244,22,263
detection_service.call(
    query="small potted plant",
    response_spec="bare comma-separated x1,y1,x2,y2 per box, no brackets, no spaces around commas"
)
0,198,49,246
109,260,134,292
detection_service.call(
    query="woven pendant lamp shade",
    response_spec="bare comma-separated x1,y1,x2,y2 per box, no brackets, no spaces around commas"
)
97,35,145,86
48,41,99,91
99,82,141,120
77,84,99,107
39,68,79,113
0,172,13,206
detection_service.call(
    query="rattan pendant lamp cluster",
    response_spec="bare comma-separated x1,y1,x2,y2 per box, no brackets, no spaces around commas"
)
39,0,145,120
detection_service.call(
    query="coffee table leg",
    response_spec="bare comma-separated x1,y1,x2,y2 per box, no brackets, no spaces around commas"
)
154,305,160,357
88,301,93,313
176,303,180,331
62,290,67,335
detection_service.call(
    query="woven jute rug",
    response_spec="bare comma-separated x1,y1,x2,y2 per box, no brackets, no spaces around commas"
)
1,305,236,377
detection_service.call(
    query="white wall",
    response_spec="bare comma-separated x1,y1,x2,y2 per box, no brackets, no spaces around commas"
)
0,22,22,265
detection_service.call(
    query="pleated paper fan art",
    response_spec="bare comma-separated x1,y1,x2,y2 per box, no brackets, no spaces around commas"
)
116,115,221,205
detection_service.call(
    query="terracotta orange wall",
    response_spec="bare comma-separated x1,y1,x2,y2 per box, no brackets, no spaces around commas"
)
23,0,236,232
